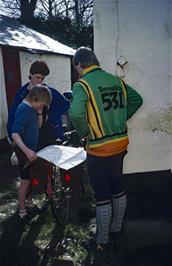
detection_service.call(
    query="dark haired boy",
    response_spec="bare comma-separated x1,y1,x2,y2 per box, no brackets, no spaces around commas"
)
7,60,70,147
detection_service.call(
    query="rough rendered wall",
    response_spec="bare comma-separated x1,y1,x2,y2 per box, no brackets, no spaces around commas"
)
94,0,171,173
0,47,8,139
20,52,71,94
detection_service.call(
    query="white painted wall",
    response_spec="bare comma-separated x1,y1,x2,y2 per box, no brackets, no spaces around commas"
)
20,51,71,94
94,0,172,173
0,47,8,139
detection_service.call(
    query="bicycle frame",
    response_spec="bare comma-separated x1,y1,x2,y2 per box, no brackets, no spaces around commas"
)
29,129,86,226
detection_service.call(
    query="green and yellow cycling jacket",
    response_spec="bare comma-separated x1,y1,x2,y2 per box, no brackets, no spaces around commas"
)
70,65,143,156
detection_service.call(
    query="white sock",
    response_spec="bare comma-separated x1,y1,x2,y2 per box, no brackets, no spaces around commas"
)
110,192,127,233
19,209,27,218
96,202,112,244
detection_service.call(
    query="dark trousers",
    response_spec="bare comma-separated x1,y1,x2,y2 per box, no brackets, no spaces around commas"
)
87,151,127,202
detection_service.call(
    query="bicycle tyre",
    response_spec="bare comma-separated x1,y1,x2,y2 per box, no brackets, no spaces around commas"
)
50,170,70,226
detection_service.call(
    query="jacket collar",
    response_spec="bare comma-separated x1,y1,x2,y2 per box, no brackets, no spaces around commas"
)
81,65,101,77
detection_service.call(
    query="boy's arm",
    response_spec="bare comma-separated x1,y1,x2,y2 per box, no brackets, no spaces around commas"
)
7,85,28,138
126,84,143,119
69,83,89,138
49,87,70,116
7,94,21,139
12,133,37,162
36,106,44,128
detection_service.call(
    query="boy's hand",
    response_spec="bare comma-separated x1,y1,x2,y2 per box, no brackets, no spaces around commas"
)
25,148,38,162
12,133,38,162
36,106,44,114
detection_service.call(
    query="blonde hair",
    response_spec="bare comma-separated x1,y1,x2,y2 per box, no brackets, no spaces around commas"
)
26,85,52,106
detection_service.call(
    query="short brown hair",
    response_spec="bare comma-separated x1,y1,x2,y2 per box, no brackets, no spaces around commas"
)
26,85,52,106
30,60,50,76
73,46,100,68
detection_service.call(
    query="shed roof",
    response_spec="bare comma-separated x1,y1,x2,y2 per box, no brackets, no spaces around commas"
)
0,15,75,56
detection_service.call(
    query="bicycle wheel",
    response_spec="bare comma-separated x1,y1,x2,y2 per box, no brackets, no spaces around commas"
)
50,168,71,226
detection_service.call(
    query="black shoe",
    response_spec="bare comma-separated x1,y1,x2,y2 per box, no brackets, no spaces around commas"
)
27,205,41,216
82,238,110,253
109,231,124,253
82,238,113,265
18,214,32,225
93,243,113,266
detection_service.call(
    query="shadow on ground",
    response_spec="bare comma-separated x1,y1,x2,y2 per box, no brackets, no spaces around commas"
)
0,154,172,266
0,208,75,266
0,156,95,266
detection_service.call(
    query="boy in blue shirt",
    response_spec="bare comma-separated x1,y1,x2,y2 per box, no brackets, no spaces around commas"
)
12,85,52,223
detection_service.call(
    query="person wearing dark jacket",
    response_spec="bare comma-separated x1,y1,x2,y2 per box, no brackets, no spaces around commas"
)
70,47,143,252
7,60,70,149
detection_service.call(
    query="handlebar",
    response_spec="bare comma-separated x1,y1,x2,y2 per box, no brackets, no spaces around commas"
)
62,130,84,148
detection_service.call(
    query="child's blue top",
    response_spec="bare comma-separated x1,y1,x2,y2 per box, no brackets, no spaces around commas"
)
12,102,39,151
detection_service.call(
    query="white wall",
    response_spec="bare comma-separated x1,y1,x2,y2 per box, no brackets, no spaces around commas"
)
94,0,172,173
0,47,8,139
20,51,71,94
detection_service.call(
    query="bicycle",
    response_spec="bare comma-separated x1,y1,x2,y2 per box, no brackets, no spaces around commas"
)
30,130,86,226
